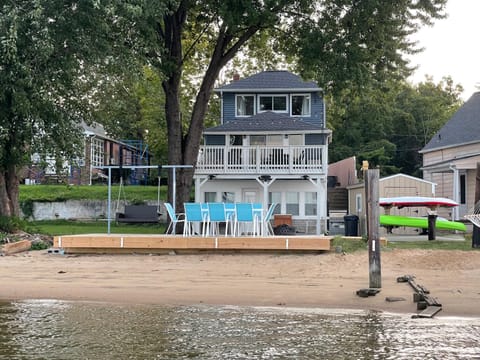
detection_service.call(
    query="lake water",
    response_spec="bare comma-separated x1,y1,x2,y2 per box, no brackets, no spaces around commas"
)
0,300,479,359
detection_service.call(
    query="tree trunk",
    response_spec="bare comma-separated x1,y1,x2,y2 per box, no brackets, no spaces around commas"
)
0,167,20,217
161,2,188,212
159,2,262,214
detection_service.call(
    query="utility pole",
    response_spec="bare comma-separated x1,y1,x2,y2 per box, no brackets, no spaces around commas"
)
365,169,381,288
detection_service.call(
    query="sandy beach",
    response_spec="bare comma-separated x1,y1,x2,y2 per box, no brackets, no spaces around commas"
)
1,249,479,317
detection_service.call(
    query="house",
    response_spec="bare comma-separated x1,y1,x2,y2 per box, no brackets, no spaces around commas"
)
347,173,437,235
24,122,150,185
193,70,331,234
420,92,480,220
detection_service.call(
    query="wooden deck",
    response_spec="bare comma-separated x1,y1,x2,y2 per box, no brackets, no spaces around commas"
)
53,234,333,254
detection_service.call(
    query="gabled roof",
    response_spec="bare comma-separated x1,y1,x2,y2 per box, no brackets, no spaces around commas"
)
421,92,480,153
215,70,322,93
204,111,326,133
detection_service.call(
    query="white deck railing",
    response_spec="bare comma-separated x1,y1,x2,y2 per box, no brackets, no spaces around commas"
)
196,145,326,175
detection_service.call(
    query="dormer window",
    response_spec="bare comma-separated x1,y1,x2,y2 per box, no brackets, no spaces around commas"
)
291,94,311,116
236,95,255,117
259,95,287,113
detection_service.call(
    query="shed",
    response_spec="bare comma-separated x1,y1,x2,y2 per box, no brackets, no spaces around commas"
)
347,174,436,235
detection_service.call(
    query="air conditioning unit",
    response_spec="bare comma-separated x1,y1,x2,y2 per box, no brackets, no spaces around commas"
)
110,158,116,165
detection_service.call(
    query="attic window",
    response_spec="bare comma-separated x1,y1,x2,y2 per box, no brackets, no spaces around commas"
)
291,94,311,116
259,95,287,112
236,95,254,116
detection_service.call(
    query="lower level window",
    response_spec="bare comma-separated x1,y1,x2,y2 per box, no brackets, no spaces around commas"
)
286,192,299,215
305,192,317,216
205,192,217,203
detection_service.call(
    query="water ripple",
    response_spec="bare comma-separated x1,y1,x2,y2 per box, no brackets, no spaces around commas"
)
0,301,479,359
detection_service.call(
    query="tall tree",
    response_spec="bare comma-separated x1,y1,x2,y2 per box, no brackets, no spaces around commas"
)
391,76,463,176
0,1,145,216
140,0,447,210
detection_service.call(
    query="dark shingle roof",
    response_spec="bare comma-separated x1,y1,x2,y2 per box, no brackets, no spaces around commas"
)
421,92,480,152
204,112,324,133
215,70,321,92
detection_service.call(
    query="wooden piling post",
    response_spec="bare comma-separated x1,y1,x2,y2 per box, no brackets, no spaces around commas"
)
427,213,437,241
365,169,381,288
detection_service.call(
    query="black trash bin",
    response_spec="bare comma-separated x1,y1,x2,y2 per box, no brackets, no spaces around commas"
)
344,215,359,236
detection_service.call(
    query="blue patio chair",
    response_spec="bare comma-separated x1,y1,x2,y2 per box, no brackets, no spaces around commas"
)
184,203,208,236
252,203,263,235
263,203,278,236
164,202,185,235
207,202,227,236
224,203,236,236
235,203,257,236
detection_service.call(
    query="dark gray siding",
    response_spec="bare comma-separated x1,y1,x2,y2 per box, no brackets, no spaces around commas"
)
222,91,325,126
204,135,225,145
223,93,236,122
305,133,326,145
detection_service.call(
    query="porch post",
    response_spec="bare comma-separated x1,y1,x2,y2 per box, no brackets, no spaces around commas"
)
451,166,459,220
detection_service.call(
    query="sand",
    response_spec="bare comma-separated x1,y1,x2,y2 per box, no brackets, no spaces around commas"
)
1,249,479,317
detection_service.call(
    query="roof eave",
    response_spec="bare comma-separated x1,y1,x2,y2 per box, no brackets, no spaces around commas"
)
419,139,480,154
214,87,323,93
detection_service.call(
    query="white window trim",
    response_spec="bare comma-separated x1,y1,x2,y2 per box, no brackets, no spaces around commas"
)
235,94,255,117
290,93,311,117
258,94,288,113
356,193,363,213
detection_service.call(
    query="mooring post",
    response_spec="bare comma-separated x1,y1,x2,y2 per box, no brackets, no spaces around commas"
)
365,169,381,288
427,212,437,241
473,163,480,248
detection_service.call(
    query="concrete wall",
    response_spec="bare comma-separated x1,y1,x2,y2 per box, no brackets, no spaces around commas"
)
28,200,167,221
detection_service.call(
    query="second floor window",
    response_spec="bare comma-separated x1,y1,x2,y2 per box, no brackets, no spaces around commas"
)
259,95,287,112
236,95,254,116
291,94,311,116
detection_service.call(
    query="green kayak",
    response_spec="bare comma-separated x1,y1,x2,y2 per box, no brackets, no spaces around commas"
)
380,215,466,232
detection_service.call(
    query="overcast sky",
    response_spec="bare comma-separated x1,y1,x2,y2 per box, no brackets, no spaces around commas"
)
407,0,479,100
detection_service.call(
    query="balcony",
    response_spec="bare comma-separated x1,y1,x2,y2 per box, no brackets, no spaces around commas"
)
196,145,326,175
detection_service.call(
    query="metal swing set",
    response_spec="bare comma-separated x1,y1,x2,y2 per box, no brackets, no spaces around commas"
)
93,164,193,234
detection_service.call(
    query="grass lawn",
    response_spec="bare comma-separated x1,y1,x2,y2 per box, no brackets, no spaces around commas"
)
28,220,166,236
331,235,475,252
20,184,166,202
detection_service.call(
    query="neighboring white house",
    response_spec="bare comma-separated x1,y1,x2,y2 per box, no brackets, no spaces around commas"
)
193,70,332,234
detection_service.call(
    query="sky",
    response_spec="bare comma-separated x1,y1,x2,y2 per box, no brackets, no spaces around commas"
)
407,0,480,100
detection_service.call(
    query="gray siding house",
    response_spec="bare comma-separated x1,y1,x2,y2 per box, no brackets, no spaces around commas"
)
193,70,332,234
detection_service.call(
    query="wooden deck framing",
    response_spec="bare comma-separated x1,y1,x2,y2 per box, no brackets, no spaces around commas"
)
53,234,333,254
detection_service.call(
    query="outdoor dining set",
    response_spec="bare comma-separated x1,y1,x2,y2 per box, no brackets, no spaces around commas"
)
164,202,278,237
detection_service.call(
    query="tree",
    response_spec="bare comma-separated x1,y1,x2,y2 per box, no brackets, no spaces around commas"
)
138,0,447,210
391,76,463,176
0,1,140,217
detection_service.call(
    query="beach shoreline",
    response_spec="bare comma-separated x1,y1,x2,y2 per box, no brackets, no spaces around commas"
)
1,249,479,317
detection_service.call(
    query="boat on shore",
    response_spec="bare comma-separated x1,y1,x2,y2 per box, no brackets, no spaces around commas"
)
380,214,466,232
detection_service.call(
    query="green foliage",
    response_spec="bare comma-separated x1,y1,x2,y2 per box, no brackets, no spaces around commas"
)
285,0,448,95
328,77,462,176
0,1,146,216
30,241,49,251
20,199,34,219
0,216,22,233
